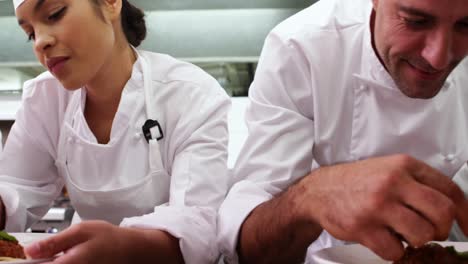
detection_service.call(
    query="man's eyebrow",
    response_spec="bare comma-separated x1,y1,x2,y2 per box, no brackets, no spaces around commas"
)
398,4,436,20
18,0,46,25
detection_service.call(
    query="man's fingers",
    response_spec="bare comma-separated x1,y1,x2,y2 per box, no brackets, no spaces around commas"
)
25,225,89,259
409,158,465,204
360,227,405,261
382,203,434,247
404,157,468,239
399,180,456,240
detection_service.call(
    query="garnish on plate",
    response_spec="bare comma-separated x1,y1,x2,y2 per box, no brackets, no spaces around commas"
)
0,231,26,260
394,243,468,264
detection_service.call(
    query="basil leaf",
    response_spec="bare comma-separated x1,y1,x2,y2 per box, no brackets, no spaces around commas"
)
0,231,17,242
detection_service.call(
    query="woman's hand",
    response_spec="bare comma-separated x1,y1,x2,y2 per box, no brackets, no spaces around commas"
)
25,220,184,264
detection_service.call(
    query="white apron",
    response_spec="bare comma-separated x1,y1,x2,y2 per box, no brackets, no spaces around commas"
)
54,52,170,224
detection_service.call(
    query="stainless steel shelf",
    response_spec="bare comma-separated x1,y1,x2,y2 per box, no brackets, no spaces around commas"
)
0,0,315,16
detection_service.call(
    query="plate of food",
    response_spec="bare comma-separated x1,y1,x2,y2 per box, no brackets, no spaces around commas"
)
310,242,468,264
0,231,56,263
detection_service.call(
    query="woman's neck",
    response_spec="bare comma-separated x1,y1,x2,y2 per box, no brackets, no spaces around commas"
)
85,43,136,110
83,42,137,144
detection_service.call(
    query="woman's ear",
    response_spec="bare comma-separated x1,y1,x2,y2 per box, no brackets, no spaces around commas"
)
101,0,122,22
372,0,379,11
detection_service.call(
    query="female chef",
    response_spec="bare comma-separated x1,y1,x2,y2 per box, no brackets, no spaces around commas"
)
0,0,230,263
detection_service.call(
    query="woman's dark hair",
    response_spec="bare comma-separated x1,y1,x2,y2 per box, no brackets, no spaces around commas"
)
120,0,147,47
91,0,147,47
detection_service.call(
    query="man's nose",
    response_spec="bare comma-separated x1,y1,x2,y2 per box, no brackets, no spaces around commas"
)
421,28,453,71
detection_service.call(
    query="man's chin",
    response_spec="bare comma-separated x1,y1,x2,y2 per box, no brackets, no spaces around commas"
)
396,80,444,99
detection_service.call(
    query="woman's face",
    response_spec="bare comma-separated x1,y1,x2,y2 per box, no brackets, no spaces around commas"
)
16,0,118,90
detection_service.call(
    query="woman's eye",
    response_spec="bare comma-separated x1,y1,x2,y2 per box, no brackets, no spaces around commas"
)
48,7,66,21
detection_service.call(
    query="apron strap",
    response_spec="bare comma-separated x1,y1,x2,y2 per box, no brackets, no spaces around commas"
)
137,50,166,173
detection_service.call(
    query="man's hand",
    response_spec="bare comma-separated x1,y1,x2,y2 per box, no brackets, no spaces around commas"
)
296,154,468,261
24,220,184,264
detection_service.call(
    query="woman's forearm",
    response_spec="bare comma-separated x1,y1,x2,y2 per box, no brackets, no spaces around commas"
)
125,228,185,264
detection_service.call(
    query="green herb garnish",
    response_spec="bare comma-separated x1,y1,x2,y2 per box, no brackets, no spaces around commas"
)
0,231,17,242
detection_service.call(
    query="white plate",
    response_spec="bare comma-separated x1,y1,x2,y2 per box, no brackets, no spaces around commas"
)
0,233,56,264
310,242,468,264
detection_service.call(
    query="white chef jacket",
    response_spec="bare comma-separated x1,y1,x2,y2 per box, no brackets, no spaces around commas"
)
0,50,230,264
217,0,468,263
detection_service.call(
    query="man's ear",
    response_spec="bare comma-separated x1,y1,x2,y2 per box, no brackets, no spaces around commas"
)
101,0,122,22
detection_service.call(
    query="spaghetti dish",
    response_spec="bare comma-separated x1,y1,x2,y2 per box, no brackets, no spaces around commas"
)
0,257,21,261
0,231,25,261
394,243,468,264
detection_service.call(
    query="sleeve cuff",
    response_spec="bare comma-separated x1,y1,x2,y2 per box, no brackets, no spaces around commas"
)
120,205,218,264
217,180,273,264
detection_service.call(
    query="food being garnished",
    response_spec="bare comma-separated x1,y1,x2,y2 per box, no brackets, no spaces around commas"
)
394,243,468,264
0,231,26,260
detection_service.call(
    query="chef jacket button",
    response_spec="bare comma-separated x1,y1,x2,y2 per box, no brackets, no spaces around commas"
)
443,82,451,90
134,132,141,140
444,154,455,162
67,137,74,144
360,85,367,92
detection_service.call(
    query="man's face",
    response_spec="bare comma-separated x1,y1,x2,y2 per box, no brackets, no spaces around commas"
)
371,0,468,99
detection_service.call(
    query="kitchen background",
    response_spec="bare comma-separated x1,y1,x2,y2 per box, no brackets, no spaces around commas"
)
0,0,315,231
